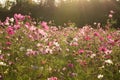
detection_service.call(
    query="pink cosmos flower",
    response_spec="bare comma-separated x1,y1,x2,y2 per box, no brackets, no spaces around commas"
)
0,21,4,26
84,36,91,41
25,22,31,28
108,14,113,18
105,49,112,55
77,59,87,66
108,39,115,46
29,26,36,31
69,72,77,77
14,13,25,24
78,49,84,54
68,63,74,68
26,49,38,56
4,17,10,25
105,55,111,59
110,10,115,14
26,15,31,20
6,26,15,35
99,37,104,41
47,77,58,80
38,29,47,36
5,36,10,39
6,42,12,45
44,47,53,54
13,24,20,30
99,46,107,52
107,35,112,39
94,32,100,37
64,33,67,36
0,55,4,60
41,21,49,30
48,42,53,46
70,42,78,46
51,26,58,31
66,48,70,52
14,13,25,21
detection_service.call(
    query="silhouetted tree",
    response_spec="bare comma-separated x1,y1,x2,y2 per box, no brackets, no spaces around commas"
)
0,0,120,27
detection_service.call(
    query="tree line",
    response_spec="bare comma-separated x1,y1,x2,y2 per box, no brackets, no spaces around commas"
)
0,0,120,27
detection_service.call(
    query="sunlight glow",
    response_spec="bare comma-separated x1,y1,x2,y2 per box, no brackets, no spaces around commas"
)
0,0,6,7
0,0,5,4
32,0,41,3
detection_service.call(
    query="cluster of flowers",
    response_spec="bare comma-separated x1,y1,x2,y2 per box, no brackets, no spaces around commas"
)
0,13,120,80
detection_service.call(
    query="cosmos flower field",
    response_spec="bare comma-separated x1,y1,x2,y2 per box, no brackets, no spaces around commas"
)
0,14,120,80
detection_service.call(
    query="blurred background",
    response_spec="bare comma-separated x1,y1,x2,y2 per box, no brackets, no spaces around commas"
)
0,0,120,27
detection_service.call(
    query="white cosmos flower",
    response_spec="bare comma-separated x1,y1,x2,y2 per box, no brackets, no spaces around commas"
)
5,22,9,26
73,37,78,42
90,54,96,58
105,59,113,64
53,42,60,47
36,43,42,47
20,47,25,51
0,50,1,54
97,74,103,79
0,62,7,66
27,49,33,52
10,18,14,22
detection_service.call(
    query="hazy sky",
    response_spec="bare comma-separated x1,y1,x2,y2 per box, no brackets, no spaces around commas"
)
0,0,15,3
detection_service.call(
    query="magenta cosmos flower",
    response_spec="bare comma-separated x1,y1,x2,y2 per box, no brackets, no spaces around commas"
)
94,32,100,37
99,46,107,52
84,36,91,41
6,26,15,35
